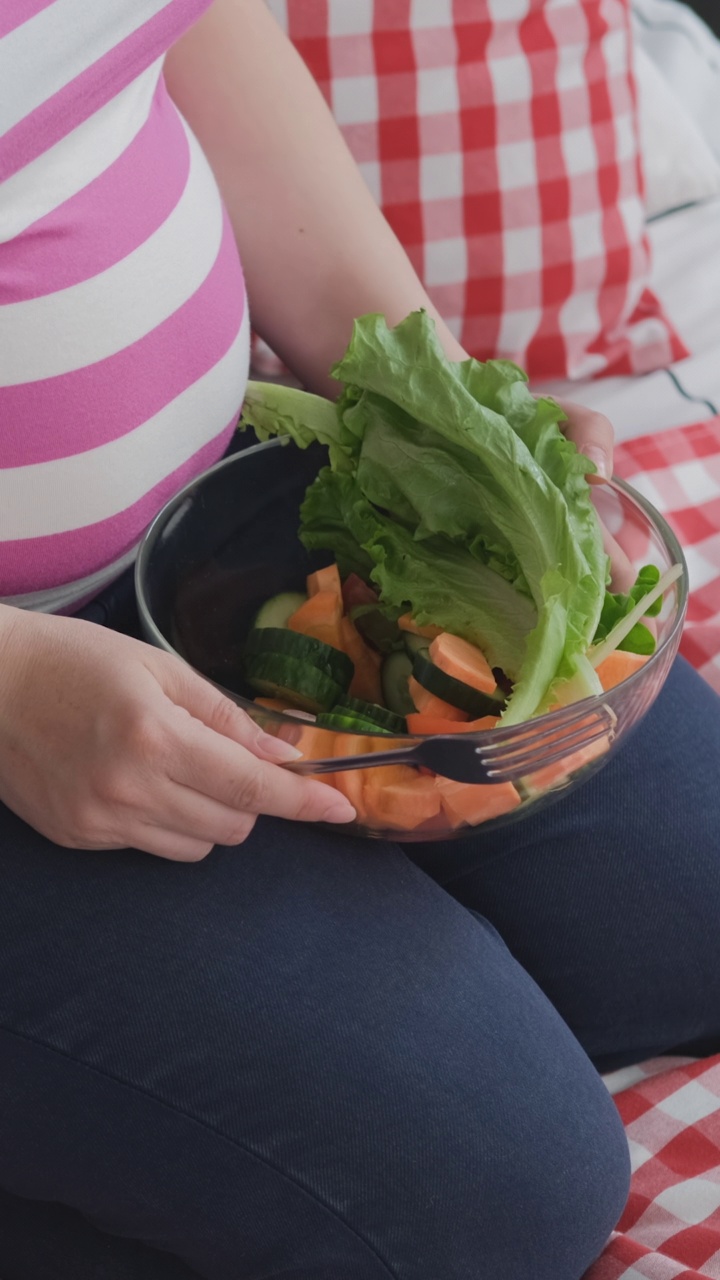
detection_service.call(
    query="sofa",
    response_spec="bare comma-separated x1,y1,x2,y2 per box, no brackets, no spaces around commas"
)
4,1,720,1276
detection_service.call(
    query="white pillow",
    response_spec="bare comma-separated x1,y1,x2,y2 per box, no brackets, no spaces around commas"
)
632,0,720,161
635,42,720,217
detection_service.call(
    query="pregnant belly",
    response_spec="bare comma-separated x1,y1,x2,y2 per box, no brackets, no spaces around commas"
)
0,75,249,609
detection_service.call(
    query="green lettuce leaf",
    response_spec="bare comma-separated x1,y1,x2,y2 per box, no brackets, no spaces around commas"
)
331,312,607,721
241,381,355,472
301,470,536,678
593,565,661,656
241,309,611,723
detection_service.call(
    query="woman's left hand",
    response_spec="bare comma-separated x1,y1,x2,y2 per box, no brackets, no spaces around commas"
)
557,399,636,592
557,399,613,484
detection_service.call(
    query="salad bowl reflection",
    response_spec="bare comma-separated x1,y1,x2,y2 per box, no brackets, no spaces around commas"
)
135,436,687,842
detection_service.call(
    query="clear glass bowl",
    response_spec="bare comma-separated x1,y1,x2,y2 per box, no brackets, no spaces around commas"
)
136,437,688,841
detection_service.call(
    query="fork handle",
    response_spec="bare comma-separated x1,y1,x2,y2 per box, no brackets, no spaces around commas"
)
284,747,417,776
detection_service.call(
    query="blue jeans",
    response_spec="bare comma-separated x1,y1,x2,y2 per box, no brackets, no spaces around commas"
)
1,573,719,1279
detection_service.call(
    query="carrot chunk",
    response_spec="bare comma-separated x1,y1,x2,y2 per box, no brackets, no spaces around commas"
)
595,649,649,692
406,713,499,735
363,766,443,831
307,563,342,599
341,617,383,704
428,633,497,696
397,613,443,640
435,777,521,828
288,590,345,652
522,735,611,796
253,697,295,713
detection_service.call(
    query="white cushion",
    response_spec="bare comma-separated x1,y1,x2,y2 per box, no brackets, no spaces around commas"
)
632,0,720,160
635,42,720,217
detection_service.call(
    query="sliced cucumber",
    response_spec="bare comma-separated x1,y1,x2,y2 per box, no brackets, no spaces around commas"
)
350,605,404,655
253,591,307,630
244,654,343,713
381,651,416,717
412,653,504,718
245,626,353,689
335,695,406,735
315,712,391,735
402,632,430,660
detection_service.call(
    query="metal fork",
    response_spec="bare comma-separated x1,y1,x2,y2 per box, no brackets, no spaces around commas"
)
283,703,617,785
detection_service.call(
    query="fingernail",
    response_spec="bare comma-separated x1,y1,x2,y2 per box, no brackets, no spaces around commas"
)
322,801,357,824
584,446,609,480
258,734,303,762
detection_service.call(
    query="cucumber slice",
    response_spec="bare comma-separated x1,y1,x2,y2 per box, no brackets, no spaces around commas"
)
315,712,392,735
335,695,406,735
245,627,353,689
412,653,505,718
402,632,430,660
253,591,307,630
381,651,416,717
244,654,343,713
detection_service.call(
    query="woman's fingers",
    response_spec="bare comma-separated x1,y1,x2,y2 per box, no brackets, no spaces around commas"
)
130,828,217,862
556,399,614,483
132,781,261,851
148,650,303,764
169,718,356,825
555,399,641,588
599,520,637,594
147,650,356,825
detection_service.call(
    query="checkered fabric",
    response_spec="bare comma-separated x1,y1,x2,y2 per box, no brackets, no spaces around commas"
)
586,1055,720,1279
614,419,720,697
265,0,687,380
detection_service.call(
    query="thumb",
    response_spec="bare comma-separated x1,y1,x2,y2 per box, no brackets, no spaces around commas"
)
556,400,614,483
150,650,303,764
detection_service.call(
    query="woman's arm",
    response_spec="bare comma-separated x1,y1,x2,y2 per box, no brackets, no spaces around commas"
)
163,0,465,396
165,1,621,495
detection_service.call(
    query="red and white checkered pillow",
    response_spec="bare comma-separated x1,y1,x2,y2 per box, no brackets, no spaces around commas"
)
588,1054,720,1279
265,0,688,381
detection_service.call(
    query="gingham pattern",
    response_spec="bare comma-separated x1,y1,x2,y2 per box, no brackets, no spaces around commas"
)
614,419,720,697
264,0,687,381
586,1055,720,1279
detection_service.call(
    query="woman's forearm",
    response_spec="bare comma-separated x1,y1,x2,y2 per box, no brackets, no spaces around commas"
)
164,0,465,396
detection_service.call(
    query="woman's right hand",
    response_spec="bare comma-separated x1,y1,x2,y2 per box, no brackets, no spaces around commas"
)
0,606,355,860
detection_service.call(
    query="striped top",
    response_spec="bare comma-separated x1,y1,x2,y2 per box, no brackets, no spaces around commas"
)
0,0,249,612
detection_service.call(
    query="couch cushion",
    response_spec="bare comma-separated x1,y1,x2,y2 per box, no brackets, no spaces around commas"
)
268,0,686,381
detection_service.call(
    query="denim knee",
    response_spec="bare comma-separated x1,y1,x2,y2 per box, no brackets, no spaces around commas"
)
388,1055,630,1280
495,1065,630,1280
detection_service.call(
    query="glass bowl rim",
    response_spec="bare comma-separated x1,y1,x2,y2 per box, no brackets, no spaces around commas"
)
135,436,689,739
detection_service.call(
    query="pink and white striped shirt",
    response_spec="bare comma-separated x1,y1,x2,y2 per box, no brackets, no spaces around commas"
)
0,0,249,612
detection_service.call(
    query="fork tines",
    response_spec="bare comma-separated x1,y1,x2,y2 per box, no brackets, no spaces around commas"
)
478,704,617,780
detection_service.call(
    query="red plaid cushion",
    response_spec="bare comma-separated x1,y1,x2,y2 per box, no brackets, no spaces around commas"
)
587,1056,720,1279
266,0,687,380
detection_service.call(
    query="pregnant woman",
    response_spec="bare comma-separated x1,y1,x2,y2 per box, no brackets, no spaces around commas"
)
1,3,719,1278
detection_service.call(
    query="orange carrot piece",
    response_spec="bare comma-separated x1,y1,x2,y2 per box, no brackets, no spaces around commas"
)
331,732,376,819
288,590,345,652
397,613,443,640
522,736,611,797
595,649,649,692
254,697,295,714
517,707,613,796
429,633,497,696
406,713,499,736
363,765,443,831
435,777,521,829
341,616,383,704
407,676,470,722
307,563,342,599
285,721,341,789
